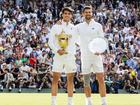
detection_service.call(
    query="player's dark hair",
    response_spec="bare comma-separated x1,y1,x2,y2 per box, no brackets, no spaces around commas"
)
82,6,92,12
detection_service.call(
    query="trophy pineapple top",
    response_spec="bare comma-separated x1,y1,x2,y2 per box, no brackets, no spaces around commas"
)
56,30,70,40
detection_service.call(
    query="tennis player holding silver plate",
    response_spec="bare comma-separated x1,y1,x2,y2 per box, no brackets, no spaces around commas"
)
76,6,108,105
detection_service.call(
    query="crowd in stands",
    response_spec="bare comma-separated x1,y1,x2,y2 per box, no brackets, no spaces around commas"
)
0,0,140,93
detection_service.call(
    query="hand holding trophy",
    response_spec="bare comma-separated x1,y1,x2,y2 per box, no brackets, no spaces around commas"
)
57,49,65,55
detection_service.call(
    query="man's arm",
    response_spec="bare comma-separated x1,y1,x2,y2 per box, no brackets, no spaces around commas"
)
95,24,109,55
98,24,104,37
74,25,80,45
48,25,59,54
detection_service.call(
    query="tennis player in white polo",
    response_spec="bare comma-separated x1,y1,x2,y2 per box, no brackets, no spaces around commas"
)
76,6,108,105
49,7,78,105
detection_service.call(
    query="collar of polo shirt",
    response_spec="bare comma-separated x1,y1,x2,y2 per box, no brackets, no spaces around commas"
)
84,19,95,25
62,20,71,26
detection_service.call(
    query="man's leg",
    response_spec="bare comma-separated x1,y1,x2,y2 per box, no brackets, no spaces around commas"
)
51,72,61,105
84,74,93,105
67,73,74,105
96,73,107,105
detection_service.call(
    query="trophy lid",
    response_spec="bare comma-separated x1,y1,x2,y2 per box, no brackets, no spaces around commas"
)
57,30,69,39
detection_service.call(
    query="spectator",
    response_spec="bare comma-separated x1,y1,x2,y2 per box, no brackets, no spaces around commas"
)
2,68,15,91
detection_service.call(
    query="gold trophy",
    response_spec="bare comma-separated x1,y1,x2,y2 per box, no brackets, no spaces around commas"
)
56,30,71,54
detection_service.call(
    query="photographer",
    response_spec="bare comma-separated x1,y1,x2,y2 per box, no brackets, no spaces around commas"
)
3,68,15,91
37,63,52,91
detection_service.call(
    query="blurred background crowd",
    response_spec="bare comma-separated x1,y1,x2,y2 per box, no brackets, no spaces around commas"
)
0,0,140,93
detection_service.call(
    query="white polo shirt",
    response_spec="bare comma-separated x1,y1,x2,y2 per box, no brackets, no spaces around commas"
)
49,21,78,73
76,19,104,73
49,21,78,56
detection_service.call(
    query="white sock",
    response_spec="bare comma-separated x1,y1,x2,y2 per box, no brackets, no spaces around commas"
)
86,97,93,105
51,96,56,105
101,97,107,105
68,97,73,105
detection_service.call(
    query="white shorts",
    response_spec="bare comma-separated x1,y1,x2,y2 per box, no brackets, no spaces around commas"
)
81,54,104,74
52,54,76,73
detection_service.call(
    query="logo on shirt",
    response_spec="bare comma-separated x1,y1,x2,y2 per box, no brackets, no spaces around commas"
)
92,27,95,30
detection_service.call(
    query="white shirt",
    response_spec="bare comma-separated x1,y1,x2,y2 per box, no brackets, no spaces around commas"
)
0,9,2,18
36,49,42,56
37,54,48,64
4,73,15,82
20,65,30,79
49,21,78,55
41,34,49,43
76,19,104,58
0,37,3,44
125,34,134,41
25,47,33,56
